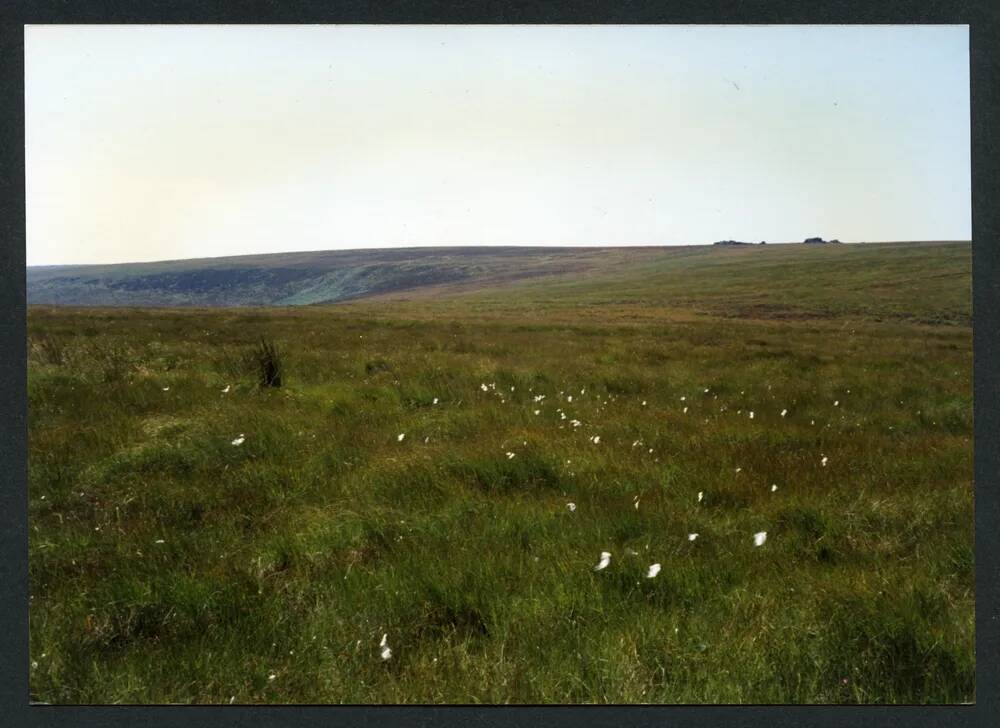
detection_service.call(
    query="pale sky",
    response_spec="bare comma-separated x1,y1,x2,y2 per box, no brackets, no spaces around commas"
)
25,25,970,266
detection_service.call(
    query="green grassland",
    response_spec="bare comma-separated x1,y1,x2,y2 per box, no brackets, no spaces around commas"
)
27,241,973,704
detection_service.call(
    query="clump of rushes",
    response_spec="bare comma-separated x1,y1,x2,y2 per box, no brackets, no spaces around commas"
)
29,333,65,366
253,338,283,388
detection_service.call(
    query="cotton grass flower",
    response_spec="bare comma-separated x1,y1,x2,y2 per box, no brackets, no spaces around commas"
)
231,434,245,446
594,551,611,571
162,386,170,391
506,451,516,460
221,385,230,393
821,455,828,466
749,411,755,419
566,502,576,512
683,406,688,413
379,634,392,661
397,433,405,442
771,484,778,492
753,531,768,547
432,398,438,405
697,491,703,503
590,435,601,444
646,563,661,578
534,410,541,416
688,533,699,541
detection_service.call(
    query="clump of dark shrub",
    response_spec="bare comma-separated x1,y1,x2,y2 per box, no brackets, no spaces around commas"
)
253,338,283,388
213,338,284,388
365,358,393,375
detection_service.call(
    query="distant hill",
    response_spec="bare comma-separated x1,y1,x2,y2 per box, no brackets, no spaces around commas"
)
26,247,667,307
27,242,967,313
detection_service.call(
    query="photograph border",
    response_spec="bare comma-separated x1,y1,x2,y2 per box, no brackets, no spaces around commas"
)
2,1,997,726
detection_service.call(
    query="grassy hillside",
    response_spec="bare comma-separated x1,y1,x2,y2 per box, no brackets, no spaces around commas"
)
26,246,669,307
366,241,971,326
27,241,973,704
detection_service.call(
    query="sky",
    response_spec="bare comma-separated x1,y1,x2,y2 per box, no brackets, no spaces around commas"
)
25,25,970,266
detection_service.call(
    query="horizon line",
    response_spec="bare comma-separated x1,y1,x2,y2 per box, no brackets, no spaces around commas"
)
26,239,972,269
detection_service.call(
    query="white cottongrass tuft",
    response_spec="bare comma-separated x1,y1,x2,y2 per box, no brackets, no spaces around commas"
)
154,539,165,544
231,434,245,446
397,433,405,442
534,410,541,416
162,386,170,391
641,400,647,406
771,484,778,492
566,502,576,512
834,400,840,406
780,409,787,417
221,385,230,393
646,563,661,578
506,451,516,460
432,398,439,405
633,495,640,510
697,491,703,503
379,633,392,661
567,395,573,402
591,435,601,444
821,455,828,466
749,411,755,419
753,531,768,547
594,551,611,571
688,533,699,541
